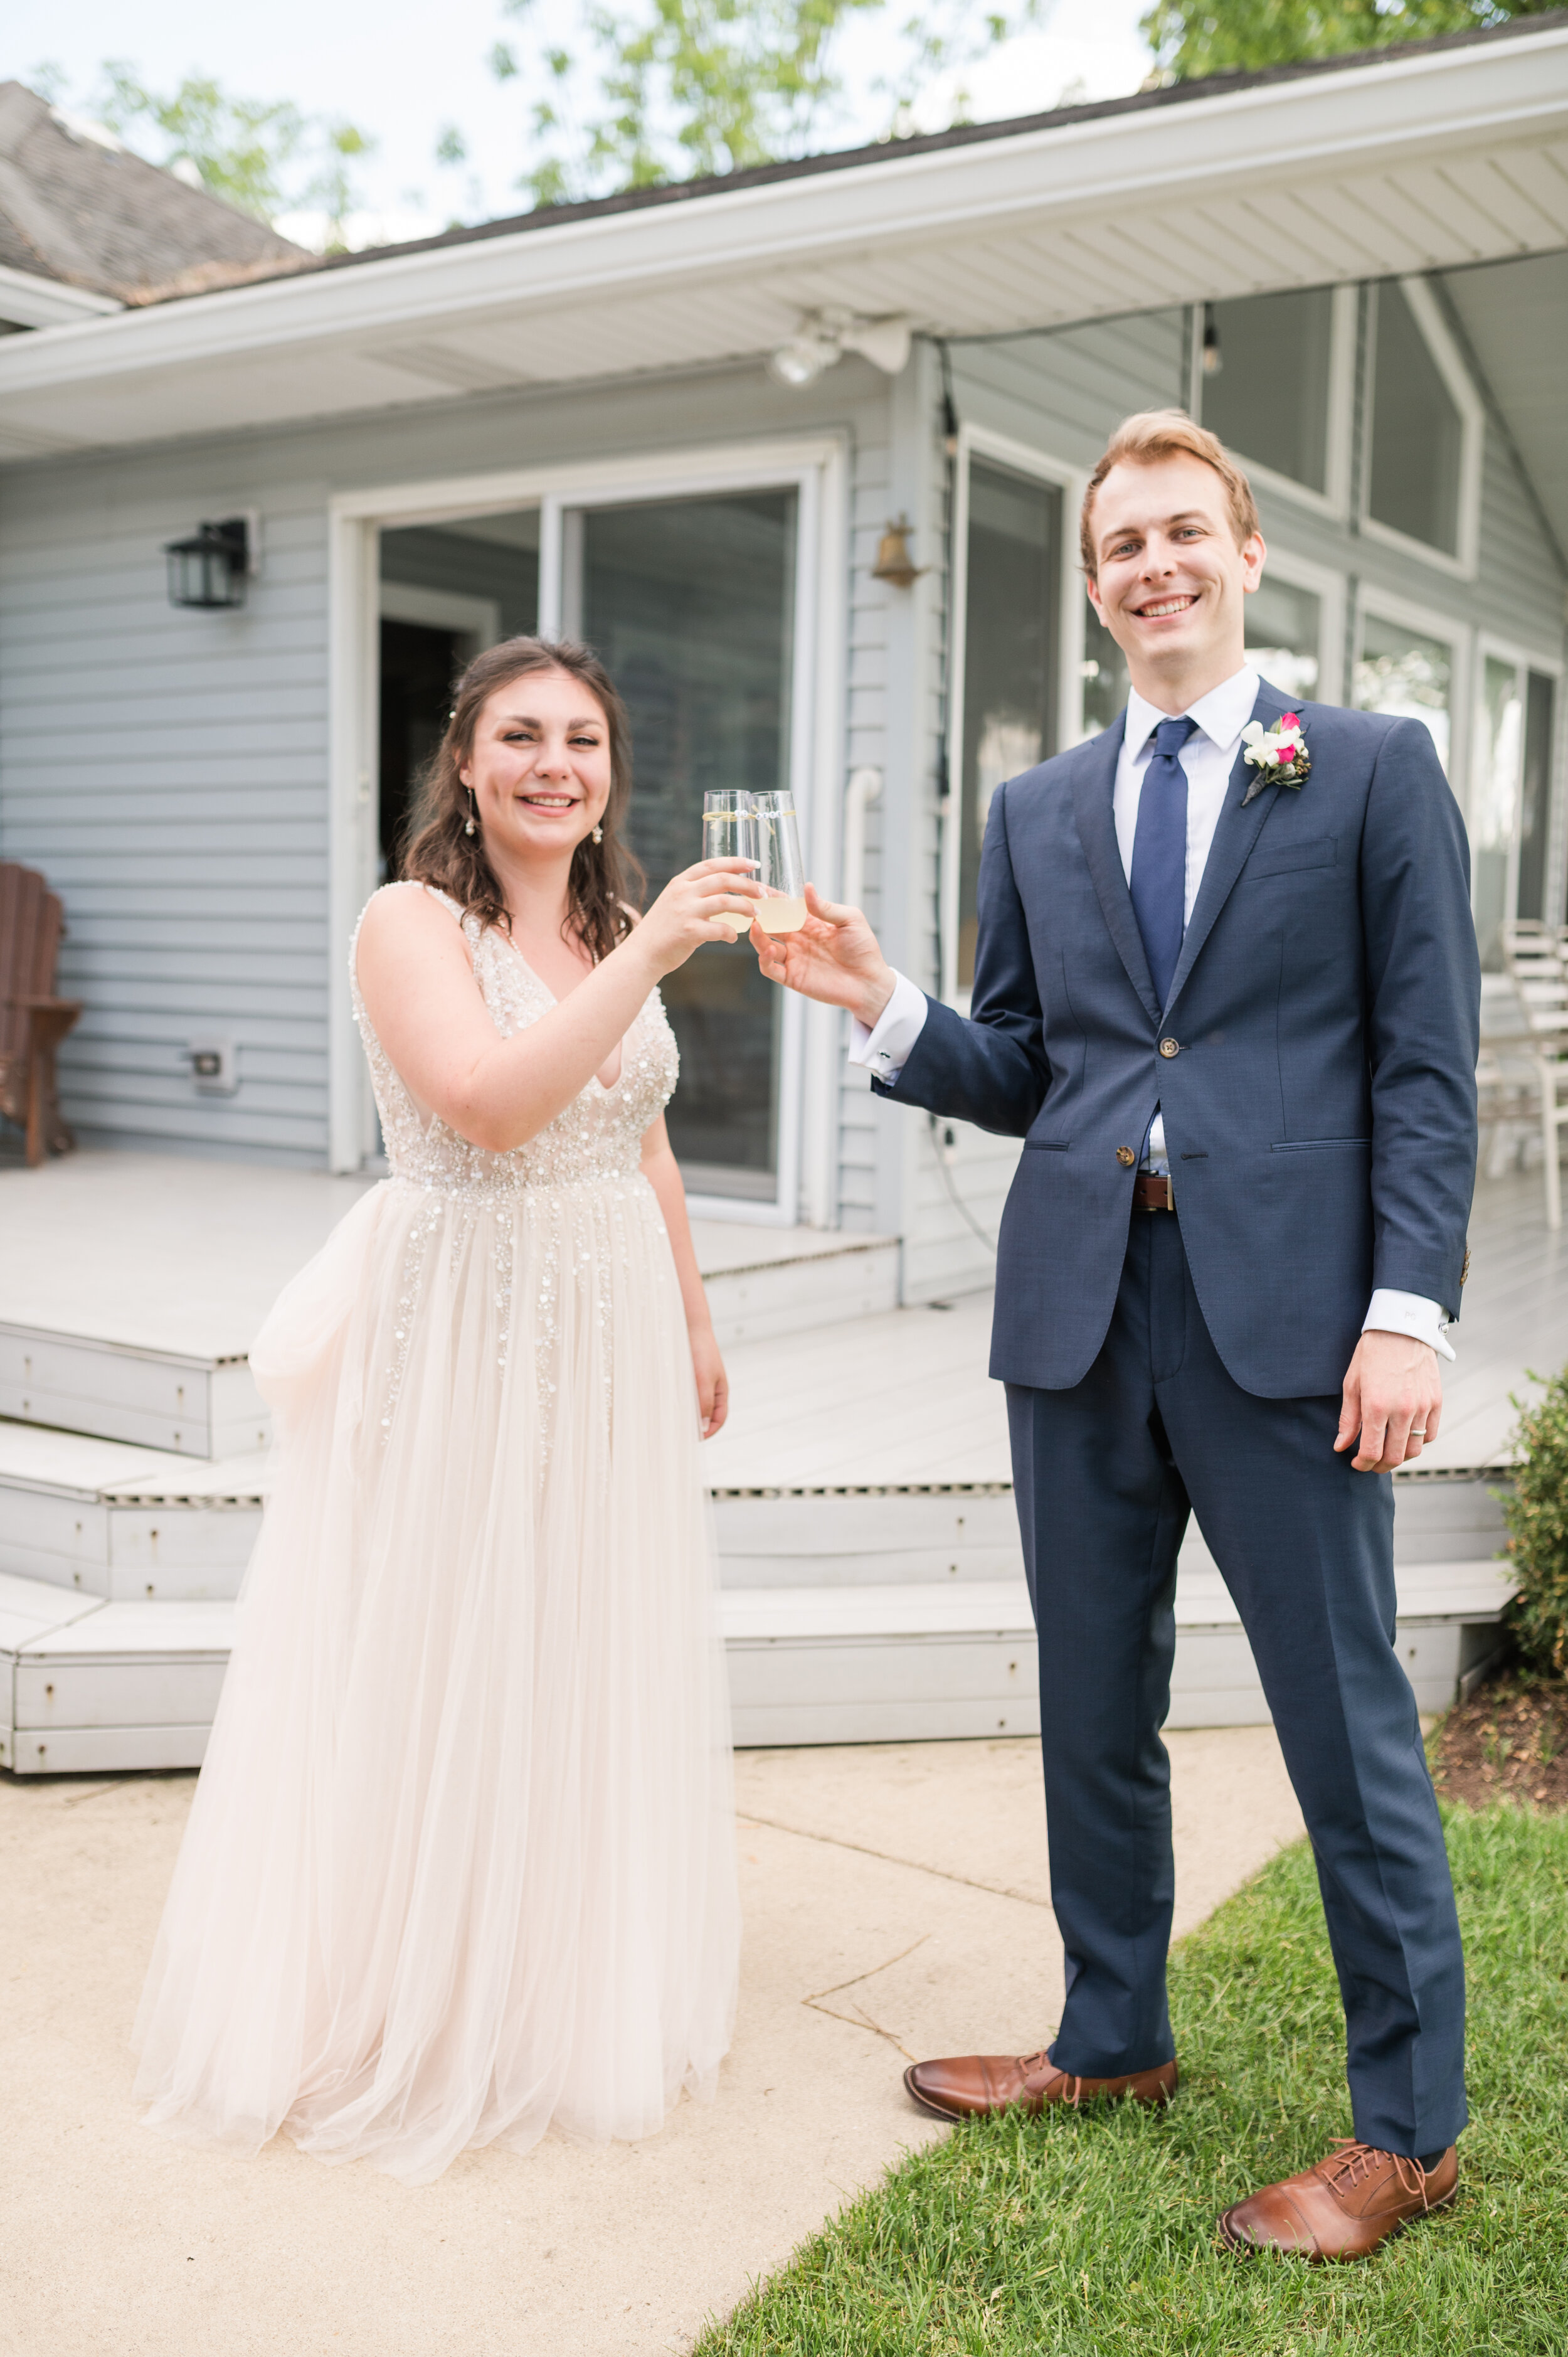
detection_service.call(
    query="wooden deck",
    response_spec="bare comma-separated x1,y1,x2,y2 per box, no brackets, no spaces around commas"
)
0,1152,1545,1767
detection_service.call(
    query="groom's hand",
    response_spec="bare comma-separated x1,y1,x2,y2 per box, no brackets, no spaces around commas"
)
1335,1331,1443,1472
750,883,898,1029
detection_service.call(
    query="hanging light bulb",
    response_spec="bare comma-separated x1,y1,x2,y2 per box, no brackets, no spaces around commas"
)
1201,304,1222,377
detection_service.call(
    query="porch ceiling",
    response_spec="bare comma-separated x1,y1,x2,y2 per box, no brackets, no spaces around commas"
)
1,23,1567,463
1441,248,1568,567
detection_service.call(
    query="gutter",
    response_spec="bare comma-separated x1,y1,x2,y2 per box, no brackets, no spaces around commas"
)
0,26,1564,400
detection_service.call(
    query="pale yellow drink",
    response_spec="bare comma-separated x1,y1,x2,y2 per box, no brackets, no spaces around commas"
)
753,895,807,933
702,799,758,937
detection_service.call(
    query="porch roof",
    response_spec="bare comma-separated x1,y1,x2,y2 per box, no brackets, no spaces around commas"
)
1,14,1566,467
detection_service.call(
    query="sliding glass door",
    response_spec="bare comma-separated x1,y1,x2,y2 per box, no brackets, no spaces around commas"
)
569,490,800,1199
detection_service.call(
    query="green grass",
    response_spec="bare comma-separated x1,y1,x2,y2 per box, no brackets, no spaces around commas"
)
699,1807,1568,2356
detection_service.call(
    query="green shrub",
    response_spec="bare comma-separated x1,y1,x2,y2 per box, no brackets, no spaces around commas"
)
1503,1368,1568,1674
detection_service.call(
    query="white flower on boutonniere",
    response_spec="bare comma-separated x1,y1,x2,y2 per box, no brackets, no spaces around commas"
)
1240,711,1311,806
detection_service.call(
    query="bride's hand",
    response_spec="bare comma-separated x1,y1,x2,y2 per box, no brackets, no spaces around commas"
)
690,1322,729,1439
750,883,897,1027
633,859,761,976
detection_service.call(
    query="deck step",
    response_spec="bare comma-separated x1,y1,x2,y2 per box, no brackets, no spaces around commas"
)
0,1225,898,1459
0,1422,267,1597
0,1561,1517,1774
0,1322,268,1461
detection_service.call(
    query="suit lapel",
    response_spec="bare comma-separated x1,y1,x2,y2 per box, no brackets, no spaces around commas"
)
1163,679,1293,1015
1069,717,1161,1026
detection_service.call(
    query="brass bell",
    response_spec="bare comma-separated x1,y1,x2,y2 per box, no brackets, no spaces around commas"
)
871,518,928,590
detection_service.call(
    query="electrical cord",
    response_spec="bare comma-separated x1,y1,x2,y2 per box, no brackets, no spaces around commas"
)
928,1113,998,1252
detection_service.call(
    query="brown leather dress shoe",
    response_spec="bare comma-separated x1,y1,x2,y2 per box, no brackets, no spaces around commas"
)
1220,2141,1458,2262
903,2047,1178,2122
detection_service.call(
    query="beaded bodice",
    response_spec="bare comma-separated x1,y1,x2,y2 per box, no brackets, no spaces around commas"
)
351,885,677,1196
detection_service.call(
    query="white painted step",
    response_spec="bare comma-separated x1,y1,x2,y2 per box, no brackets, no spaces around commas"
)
0,1322,269,1460
0,1223,897,1459
691,1222,899,1347
0,1422,266,1598
1,1560,1517,1774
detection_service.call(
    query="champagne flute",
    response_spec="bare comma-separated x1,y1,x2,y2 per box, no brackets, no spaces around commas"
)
750,791,807,934
701,790,758,939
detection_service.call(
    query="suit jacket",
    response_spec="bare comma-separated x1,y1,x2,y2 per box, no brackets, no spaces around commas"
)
877,679,1481,1397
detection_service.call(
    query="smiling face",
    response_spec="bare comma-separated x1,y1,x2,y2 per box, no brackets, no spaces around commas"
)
458,667,614,868
1086,452,1265,711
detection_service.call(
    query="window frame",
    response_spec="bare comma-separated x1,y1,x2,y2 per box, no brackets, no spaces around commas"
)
1244,544,1347,708
1360,276,1484,580
1192,284,1357,520
328,434,849,1224
1470,630,1565,943
941,423,1086,1009
1353,582,1472,805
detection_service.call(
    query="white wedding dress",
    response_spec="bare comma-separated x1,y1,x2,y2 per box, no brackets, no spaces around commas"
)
134,885,740,2184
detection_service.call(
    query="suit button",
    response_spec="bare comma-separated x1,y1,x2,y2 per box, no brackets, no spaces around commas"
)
1158,1036,1180,1058
1116,1146,1136,1167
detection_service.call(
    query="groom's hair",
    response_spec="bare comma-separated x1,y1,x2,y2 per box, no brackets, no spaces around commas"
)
1080,410,1260,577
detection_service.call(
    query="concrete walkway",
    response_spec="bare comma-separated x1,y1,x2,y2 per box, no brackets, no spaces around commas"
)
1,1731,1304,2357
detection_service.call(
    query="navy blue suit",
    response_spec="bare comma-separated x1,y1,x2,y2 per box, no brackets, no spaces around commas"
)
877,681,1479,2154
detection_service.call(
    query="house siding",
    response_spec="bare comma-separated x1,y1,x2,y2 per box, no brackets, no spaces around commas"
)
0,361,895,1170
3,265,1562,1259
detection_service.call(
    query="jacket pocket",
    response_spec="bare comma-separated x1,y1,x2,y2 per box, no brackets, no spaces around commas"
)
1246,834,1337,881
1270,1137,1370,1152
1024,1139,1071,1152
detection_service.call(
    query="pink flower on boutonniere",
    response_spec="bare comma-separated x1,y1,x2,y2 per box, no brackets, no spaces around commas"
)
1240,711,1311,806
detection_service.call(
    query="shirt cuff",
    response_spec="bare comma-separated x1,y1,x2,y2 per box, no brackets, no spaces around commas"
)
847,969,929,1083
1363,1289,1456,1363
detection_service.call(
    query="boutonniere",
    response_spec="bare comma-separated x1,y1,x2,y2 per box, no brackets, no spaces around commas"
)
1240,712,1311,806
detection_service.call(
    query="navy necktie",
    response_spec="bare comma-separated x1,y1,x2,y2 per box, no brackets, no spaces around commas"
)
1129,714,1197,1009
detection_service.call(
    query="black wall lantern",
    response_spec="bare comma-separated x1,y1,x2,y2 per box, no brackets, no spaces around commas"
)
164,516,251,609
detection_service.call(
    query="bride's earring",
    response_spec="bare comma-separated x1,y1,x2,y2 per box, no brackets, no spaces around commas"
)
464,787,478,838
591,823,603,845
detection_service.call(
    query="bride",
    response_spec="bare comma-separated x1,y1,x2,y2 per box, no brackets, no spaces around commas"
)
134,637,755,2184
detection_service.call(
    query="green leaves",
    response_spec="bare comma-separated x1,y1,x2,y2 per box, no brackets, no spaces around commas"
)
90,61,373,246
475,0,1047,214
1503,1370,1568,1677
1142,1,1554,81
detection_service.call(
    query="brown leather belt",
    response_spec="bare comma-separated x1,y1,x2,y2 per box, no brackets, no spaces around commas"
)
1132,1172,1175,1212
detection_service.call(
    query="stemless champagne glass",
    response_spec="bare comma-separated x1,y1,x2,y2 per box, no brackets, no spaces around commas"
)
750,791,807,934
701,790,758,939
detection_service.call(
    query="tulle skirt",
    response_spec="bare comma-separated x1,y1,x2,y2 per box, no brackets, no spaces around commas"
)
132,1173,740,2185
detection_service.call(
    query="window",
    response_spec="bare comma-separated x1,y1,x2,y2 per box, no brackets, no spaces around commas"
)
1199,289,1335,496
1244,575,1322,703
1520,669,1556,925
1473,651,1559,967
1366,283,1470,561
1353,611,1454,774
575,489,798,1197
953,460,1061,989
1081,600,1130,739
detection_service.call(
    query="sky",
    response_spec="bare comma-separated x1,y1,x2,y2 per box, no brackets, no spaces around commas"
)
11,0,1155,248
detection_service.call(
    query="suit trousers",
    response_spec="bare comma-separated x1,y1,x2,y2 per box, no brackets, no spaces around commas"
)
1006,1207,1467,2157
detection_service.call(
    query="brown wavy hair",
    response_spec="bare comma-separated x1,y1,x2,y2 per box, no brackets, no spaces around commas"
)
399,636,644,964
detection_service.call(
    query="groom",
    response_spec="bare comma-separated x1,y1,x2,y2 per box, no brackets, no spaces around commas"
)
754,410,1480,2260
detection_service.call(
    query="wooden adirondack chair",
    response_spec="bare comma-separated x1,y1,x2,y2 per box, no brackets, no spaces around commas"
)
0,861,82,1166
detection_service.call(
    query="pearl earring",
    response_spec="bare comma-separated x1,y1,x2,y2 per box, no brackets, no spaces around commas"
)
591,824,603,844
464,787,478,838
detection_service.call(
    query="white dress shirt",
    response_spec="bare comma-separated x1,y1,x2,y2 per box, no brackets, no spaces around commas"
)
849,663,1454,1359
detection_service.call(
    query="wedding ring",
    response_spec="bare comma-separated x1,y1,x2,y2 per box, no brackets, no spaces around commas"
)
1409,1427,1427,1437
